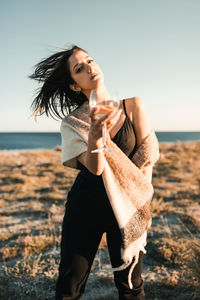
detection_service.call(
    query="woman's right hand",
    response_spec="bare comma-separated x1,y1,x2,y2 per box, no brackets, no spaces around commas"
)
89,106,122,141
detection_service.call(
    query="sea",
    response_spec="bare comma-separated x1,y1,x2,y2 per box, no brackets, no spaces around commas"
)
0,132,200,150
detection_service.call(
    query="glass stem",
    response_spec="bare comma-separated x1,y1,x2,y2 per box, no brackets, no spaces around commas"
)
102,123,107,147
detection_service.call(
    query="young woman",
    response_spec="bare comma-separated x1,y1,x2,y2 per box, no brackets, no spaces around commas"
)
30,45,159,300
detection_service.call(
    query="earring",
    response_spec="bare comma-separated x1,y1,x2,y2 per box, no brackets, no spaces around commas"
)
75,90,80,94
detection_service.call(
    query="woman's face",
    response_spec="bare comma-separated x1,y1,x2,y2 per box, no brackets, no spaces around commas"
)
69,50,103,97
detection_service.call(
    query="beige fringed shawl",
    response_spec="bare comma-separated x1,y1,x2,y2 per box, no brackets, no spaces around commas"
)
61,101,160,288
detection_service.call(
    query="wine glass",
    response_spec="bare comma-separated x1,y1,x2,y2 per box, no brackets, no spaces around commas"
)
89,89,120,153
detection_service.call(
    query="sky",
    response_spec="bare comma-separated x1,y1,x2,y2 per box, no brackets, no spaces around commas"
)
0,0,200,132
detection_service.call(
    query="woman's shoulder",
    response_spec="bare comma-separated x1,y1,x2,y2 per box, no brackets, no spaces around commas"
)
125,97,145,109
125,97,152,146
124,97,145,121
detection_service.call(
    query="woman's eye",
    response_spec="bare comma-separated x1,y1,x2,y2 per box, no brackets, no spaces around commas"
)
76,66,83,73
88,59,94,64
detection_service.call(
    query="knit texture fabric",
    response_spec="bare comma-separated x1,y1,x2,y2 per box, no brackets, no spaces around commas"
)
60,101,160,288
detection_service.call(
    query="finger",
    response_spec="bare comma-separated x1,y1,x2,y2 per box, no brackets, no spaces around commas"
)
89,107,100,121
94,110,112,124
97,108,118,123
89,106,97,116
105,110,123,130
100,108,122,126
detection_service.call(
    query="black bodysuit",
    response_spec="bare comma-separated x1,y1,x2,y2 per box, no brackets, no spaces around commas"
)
66,99,137,232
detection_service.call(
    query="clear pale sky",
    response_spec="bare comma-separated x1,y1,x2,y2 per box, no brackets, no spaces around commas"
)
1,0,200,132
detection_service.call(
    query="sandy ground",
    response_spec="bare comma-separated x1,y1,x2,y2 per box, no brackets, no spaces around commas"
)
0,142,200,300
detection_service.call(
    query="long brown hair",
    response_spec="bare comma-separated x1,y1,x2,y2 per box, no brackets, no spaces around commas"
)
29,45,88,119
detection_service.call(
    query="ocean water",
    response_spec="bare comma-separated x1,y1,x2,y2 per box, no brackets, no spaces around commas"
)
0,132,61,150
0,132,200,150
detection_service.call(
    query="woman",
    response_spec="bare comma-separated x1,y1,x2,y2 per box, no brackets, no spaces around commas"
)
30,45,159,300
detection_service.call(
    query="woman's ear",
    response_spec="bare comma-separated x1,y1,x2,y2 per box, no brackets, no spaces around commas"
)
69,84,81,93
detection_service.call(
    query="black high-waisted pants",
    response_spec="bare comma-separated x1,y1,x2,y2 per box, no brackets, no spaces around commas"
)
55,171,145,300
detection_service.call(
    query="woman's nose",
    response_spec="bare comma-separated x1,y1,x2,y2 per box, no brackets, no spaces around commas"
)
88,64,94,74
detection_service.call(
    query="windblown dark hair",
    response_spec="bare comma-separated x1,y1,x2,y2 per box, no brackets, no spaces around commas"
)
29,45,88,119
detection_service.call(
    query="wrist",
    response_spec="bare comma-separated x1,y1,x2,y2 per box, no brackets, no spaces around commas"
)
88,129,102,143
90,136,103,149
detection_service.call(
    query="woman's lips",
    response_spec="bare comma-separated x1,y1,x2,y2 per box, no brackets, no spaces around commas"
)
90,73,100,79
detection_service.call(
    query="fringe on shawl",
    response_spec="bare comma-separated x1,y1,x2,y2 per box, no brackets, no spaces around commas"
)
102,231,147,289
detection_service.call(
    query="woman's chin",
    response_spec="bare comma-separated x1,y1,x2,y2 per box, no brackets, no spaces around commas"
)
93,77,104,88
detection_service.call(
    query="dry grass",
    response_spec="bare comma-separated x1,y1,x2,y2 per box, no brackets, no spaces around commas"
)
2,234,59,261
0,142,200,299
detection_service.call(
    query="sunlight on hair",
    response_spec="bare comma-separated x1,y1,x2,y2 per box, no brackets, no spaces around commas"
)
50,45,67,51
33,106,42,121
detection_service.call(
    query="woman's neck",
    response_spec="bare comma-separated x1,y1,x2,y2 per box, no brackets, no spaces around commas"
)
92,84,109,101
82,83,109,101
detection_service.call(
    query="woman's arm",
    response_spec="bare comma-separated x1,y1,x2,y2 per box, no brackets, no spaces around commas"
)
77,133,104,176
126,97,153,182
77,106,121,175
126,97,152,147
